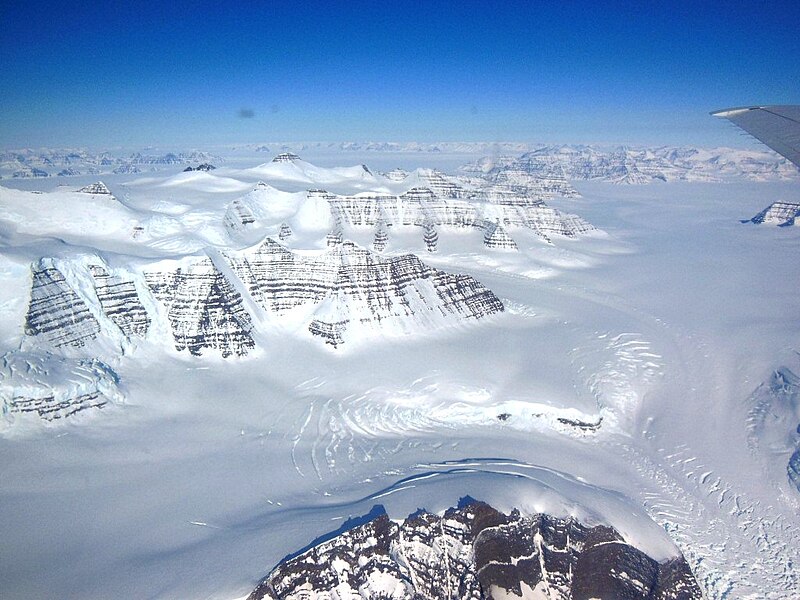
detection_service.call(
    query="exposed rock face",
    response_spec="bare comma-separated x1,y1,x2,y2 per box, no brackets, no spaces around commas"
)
225,239,503,347
22,238,504,358
483,220,518,250
422,219,438,252
372,220,388,252
326,184,593,245
484,163,581,198
225,198,257,232
112,164,141,174
78,181,112,195
12,166,49,178
384,167,409,181
248,500,702,600
1,351,122,422
417,168,471,198
183,163,216,172
144,258,255,357
278,222,293,241
272,152,301,163
25,262,101,348
746,201,800,226
88,265,150,338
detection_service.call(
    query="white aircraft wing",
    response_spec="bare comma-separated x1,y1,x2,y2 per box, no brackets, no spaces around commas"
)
711,105,800,169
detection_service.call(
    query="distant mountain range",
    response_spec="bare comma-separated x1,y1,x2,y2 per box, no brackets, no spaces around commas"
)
461,145,800,184
2,143,797,183
0,148,218,179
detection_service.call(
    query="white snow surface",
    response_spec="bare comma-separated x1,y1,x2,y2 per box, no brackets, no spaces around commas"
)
0,154,799,599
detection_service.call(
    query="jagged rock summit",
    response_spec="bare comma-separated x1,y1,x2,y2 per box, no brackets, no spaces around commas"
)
182,163,216,172
77,181,112,195
272,152,301,163
745,201,800,226
248,499,703,600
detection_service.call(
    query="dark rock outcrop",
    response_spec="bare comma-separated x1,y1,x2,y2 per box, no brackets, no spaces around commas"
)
248,500,702,600
183,163,216,172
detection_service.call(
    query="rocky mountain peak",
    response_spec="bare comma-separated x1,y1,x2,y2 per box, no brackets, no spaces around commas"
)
248,499,702,600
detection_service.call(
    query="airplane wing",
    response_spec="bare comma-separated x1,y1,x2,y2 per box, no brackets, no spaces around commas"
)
711,105,800,169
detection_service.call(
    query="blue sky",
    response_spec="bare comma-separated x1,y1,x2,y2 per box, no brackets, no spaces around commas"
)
1,1,798,149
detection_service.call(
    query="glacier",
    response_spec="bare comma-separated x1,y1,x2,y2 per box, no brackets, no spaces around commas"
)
0,149,798,599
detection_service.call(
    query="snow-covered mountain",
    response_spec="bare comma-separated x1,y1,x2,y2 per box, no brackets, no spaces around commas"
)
14,238,503,363
1,351,122,422
746,367,800,495
3,143,796,182
250,499,701,600
744,201,800,226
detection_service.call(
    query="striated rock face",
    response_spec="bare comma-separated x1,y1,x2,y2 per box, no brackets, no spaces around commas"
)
483,220,518,250
327,185,593,245
25,262,101,348
422,219,438,252
248,500,702,600
417,168,471,198
226,239,503,347
272,152,301,163
278,222,293,241
144,258,255,357
88,265,150,338
78,181,112,195
1,351,122,422
746,201,800,226
372,219,388,252
225,198,257,232
384,167,409,181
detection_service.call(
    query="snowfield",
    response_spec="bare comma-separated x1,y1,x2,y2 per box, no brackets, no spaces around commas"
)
0,151,798,599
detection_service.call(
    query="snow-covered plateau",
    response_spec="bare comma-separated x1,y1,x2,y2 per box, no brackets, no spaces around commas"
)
0,149,799,599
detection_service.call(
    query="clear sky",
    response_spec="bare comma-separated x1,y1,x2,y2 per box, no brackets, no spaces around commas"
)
2,0,798,149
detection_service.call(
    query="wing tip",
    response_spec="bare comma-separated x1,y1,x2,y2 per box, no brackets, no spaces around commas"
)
710,106,765,118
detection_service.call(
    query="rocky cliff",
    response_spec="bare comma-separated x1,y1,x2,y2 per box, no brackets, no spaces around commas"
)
226,239,504,347
746,201,800,226
248,500,702,600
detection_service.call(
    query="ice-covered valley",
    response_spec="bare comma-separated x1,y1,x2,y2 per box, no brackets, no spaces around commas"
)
0,150,799,599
